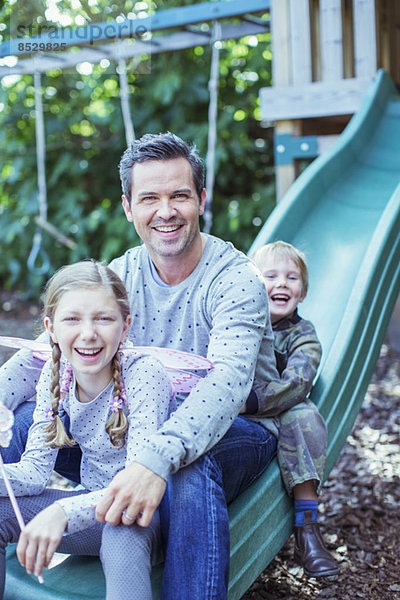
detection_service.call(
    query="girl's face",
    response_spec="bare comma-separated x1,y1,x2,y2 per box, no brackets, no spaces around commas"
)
44,287,131,390
261,257,306,324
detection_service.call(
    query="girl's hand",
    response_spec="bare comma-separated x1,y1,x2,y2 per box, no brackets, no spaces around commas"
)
16,503,67,578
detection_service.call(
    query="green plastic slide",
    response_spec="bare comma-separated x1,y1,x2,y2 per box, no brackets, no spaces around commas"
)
4,69,400,599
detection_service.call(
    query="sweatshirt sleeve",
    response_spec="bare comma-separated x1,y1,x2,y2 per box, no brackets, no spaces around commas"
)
132,263,275,480
0,333,47,411
253,320,322,418
0,359,58,496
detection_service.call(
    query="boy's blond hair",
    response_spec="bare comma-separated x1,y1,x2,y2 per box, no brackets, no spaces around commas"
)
252,241,309,295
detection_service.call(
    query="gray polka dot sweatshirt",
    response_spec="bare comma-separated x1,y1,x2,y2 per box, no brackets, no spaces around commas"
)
0,235,279,482
0,353,171,534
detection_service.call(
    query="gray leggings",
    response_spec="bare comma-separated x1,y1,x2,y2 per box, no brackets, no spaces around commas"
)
0,488,160,600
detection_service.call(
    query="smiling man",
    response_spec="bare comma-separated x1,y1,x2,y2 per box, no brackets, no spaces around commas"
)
94,133,281,598
0,133,281,599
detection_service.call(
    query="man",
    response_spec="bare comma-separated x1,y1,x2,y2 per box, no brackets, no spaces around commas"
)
0,133,279,598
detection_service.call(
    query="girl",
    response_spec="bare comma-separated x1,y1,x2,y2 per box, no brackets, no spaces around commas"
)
0,261,171,599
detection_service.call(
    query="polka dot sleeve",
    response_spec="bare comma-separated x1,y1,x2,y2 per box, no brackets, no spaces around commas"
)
0,359,58,496
0,347,44,411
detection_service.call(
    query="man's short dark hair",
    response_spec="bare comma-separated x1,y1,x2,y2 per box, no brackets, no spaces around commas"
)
119,132,205,203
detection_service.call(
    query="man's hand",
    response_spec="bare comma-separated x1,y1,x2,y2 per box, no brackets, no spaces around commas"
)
95,462,166,528
17,503,67,578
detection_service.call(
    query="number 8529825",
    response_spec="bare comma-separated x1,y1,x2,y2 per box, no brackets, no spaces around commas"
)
17,42,67,52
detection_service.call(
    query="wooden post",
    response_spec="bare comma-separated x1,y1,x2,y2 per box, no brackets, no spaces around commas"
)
271,0,294,201
319,0,343,81
353,0,377,78
290,0,312,85
271,0,291,87
274,120,302,201
271,0,312,201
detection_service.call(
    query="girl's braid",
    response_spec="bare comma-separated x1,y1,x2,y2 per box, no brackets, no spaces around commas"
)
105,353,128,449
43,341,76,448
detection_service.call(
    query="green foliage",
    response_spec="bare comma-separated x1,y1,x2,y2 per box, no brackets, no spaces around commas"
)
0,1,275,298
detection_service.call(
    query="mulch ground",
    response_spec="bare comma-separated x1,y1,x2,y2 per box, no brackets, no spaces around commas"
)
1,295,399,600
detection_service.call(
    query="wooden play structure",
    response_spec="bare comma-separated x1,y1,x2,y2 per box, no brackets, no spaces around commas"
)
260,0,400,200
1,1,400,598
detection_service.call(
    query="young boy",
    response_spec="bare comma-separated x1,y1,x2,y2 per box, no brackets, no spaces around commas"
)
251,241,339,578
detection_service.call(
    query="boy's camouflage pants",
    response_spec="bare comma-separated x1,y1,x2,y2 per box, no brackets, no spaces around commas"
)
277,399,327,495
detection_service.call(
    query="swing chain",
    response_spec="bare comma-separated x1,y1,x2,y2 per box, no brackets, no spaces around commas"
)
203,21,221,235
27,71,50,276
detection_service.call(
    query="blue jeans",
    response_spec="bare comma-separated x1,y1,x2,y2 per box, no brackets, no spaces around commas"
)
159,416,277,600
1,401,82,482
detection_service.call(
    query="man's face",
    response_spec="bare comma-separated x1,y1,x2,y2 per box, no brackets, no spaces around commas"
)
122,158,206,260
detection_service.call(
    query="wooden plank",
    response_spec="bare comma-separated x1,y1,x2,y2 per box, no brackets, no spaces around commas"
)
271,0,291,85
309,0,322,81
0,21,269,76
375,0,389,74
353,0,377,78
260,77,372,120
342,0,355,78
3,0,271,57
289,0,312,85
274,119,301,201
319,0,343,81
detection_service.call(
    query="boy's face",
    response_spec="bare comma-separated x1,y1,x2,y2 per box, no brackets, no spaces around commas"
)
260,257,306,324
